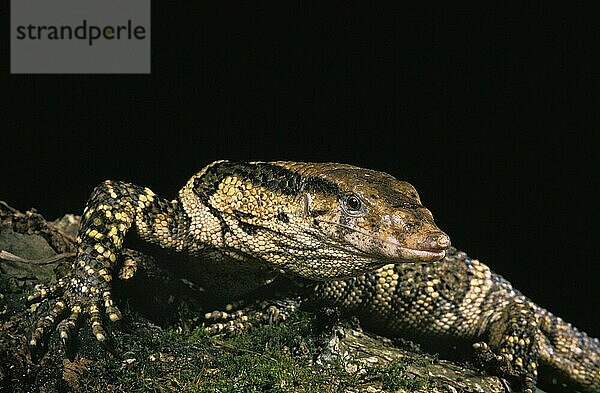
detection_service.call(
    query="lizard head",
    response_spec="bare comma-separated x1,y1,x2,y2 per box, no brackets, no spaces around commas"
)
193,161,450,280
295,164,450,268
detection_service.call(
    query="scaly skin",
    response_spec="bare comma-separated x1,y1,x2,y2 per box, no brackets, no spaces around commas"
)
27,160,598,392
314,247,600,392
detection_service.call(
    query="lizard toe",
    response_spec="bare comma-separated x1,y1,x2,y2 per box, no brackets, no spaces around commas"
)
57,306,82,344
102,291,122,322
204,308,253,335
88,303,108,341
27,279,66,303
29,298,68,347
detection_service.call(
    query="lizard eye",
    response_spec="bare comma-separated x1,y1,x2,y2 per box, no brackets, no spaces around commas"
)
343,194,364,215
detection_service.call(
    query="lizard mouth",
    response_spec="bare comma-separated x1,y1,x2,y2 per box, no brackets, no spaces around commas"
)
396,247,446,262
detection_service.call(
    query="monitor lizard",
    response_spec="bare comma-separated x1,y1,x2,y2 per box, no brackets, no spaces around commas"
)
27,160,599,392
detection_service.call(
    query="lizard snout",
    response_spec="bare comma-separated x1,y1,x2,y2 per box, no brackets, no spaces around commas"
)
419,231,451,252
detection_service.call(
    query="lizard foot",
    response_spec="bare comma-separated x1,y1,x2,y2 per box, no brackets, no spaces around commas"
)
28,270,122,353
473,299,539,393
203,298,301,336
473,340,537,393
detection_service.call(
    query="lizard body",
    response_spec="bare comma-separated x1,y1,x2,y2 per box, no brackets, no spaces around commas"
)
27,160,598,392
29,160,448,343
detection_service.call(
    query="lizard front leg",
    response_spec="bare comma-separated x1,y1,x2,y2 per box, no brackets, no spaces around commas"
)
29,180,189,347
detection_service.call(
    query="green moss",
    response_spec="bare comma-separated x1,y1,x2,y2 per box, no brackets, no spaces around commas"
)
73,311,361,393
379,355,439,392
0,267,462,393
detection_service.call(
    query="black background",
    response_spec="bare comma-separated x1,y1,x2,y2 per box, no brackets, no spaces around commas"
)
1,4,598,336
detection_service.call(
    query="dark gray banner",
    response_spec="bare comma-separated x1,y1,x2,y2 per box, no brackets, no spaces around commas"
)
11,0,150,74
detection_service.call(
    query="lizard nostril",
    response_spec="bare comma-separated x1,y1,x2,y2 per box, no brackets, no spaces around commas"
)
425,232,451,251
436,233,450,248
